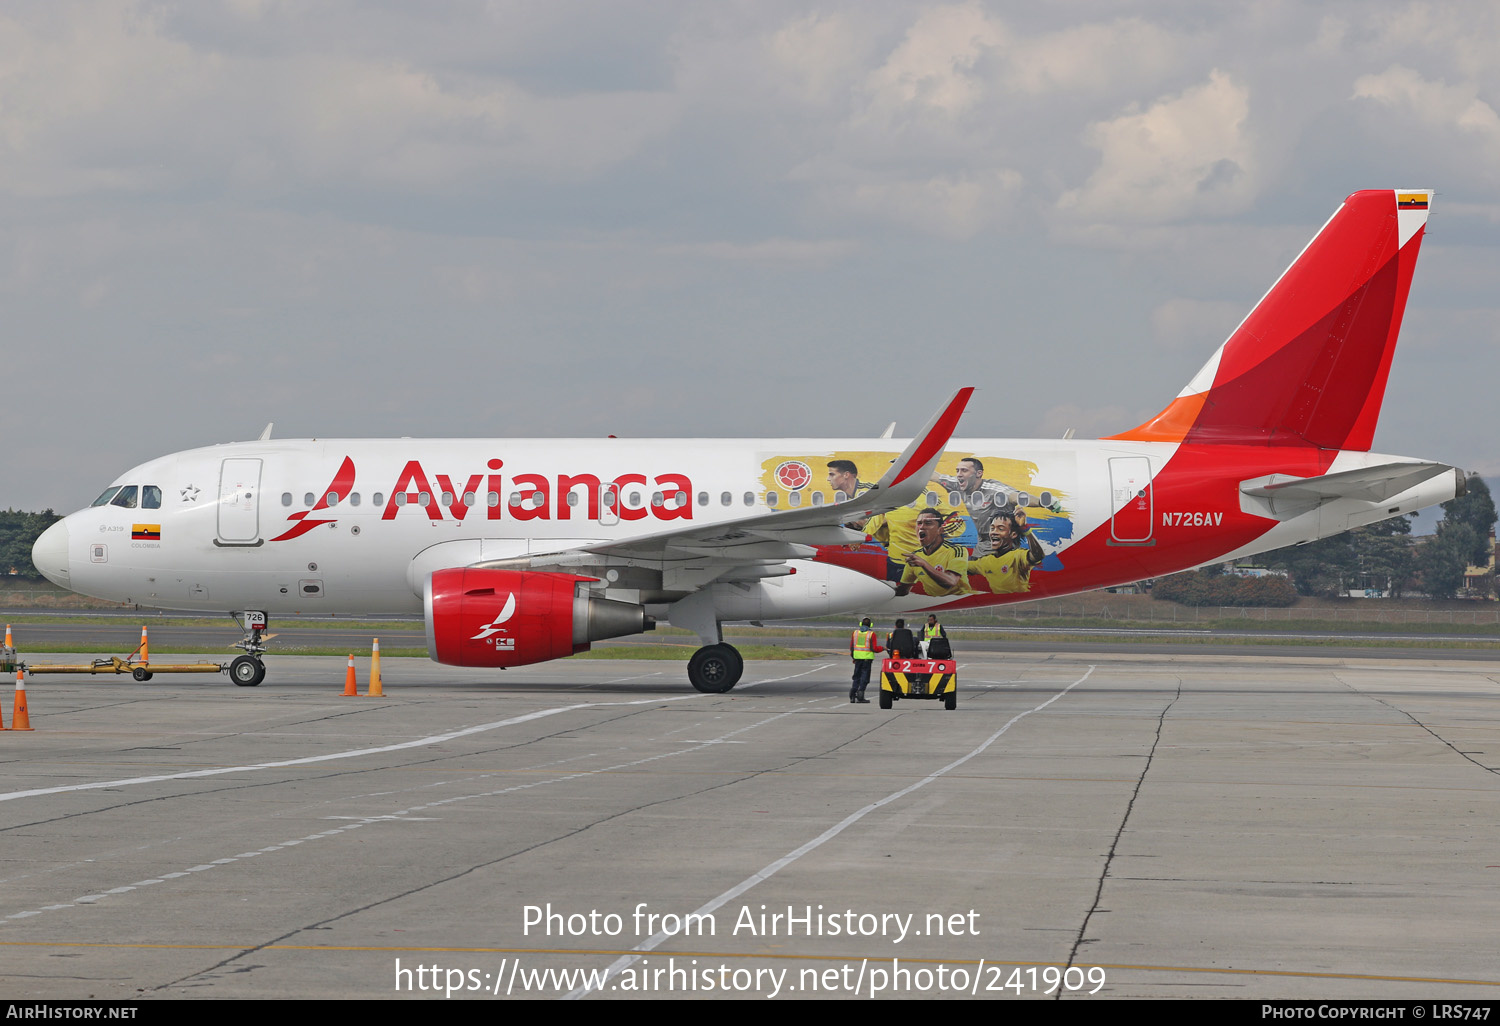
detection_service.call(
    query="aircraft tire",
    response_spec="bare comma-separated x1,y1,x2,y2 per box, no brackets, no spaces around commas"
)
132,667,152,682
688,644,741,693
230,655,266,687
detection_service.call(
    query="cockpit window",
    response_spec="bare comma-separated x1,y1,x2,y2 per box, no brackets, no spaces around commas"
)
92,487,122,507
109,486,139,509
142,485,162,510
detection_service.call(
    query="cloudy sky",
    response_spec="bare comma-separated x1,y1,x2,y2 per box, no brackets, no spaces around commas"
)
3,1,1497,518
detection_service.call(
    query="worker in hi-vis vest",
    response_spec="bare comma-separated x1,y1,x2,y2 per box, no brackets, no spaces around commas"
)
919,614,950,659
849,616,883,704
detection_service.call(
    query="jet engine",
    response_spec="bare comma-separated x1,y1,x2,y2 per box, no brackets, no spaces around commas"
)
425,567,652,668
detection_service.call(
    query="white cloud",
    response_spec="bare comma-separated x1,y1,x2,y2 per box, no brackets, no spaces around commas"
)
1352,64,1500,158
860,3,1005,122
1058,70,1256,225
1004,18,1187,96
0,3,681,200
1149,298,1246,352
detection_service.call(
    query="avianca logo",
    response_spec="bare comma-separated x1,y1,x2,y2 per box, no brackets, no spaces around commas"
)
379,460,693,523
267,456,696,543
270,457,356,542
470,593,517,640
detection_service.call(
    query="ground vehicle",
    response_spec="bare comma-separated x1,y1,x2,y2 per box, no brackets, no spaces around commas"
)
879,657,958,710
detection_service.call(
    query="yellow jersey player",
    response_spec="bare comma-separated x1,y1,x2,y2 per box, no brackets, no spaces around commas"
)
895,508,972,597
969,508,1046,594
864,485,970,580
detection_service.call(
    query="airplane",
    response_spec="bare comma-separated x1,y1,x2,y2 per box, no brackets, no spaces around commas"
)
30,189,1464,692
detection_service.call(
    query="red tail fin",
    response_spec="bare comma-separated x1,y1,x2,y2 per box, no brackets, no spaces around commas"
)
1109,189,1430,450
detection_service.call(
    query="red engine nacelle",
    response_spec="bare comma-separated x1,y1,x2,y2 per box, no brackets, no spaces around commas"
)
425,567,651,668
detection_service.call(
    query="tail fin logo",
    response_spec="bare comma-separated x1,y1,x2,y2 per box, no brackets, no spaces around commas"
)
471,593,518,641
270,457,357,542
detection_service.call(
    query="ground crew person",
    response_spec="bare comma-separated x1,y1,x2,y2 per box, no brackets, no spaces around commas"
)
849,616,883,704
886,618,916,660
920,614,950,660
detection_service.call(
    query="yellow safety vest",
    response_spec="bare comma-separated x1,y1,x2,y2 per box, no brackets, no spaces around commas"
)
923,623,943,640
851,629,877,660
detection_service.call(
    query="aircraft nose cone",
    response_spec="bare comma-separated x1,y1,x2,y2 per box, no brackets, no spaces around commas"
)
31,520,70,587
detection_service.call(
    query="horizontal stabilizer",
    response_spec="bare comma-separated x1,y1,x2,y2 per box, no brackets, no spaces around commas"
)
1241,462,1456,504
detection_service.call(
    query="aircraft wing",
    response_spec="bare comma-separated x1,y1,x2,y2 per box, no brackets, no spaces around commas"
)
1241,462,1455,504
479,388,974,572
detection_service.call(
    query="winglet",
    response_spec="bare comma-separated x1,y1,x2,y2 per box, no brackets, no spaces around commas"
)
869,387,974,501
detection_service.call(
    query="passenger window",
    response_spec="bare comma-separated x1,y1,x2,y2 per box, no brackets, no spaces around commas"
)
92,487,122,507
487,492,500,507
698,492,708,506
721,492,732,506
509,492,522,507
142,485,162,509
327,492,340,506
788,491,802,507
949,491,962,506
766,491,779,508
566,492,579,507
811,492,825,506
373,492,384,507
350,492,361,507
462,491,475,507
743,492,754,506
281,492,292,507
629,492,642,507
110,486,138,509
926,491,938,506
419,491,431,506
651,492,663,507
603,492,616,508
304,492,315,506
834,490,847,503
676,491,688,507
441,492,453,506
395,493,408,507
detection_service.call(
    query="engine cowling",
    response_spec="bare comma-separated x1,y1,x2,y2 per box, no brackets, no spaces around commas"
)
425,567,651,668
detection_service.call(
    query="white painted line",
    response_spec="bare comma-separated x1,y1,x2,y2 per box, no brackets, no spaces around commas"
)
1,694,816,928
567,664,1098,999
0,694,703,805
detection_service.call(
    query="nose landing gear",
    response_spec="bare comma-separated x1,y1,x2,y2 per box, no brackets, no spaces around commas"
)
229,654,266,687
230,610,271,687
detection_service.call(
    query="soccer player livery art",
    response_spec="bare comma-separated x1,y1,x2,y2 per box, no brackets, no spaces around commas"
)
756,449,1068,602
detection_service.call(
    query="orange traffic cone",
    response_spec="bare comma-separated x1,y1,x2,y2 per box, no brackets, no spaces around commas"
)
11,669,33,731
367,638,383,697
3,624,12,650
343,654,358,696
138,626,149,666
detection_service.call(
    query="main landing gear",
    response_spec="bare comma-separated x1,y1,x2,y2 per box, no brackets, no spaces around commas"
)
687,644,743,694
229,610,270,687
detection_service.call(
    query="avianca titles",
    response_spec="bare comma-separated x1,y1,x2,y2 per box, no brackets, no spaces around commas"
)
32,189,1464,691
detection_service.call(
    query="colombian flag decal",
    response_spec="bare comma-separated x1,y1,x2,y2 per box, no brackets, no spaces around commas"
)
1397,193,1428,210
131,524,161,541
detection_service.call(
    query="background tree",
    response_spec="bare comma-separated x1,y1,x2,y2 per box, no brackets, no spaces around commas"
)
1267,533,1359,596
0,510,61,579
1439,475,1496,565
1350,515,1416,597
1417,523,1477,599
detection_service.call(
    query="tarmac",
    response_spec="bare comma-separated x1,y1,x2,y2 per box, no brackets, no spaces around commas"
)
1,648,1498,1000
